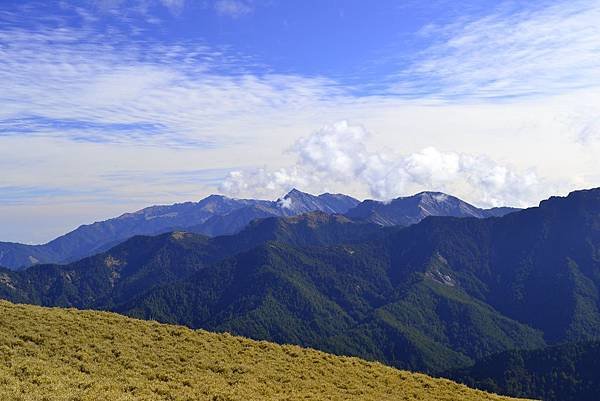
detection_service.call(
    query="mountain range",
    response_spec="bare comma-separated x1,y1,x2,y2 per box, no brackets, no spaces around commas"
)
2,187,599,382
0,189,359,270
0,212,383,309
345,191,518,226
0,189,517,270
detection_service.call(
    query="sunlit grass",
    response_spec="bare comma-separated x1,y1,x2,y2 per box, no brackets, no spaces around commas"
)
0,301,533,401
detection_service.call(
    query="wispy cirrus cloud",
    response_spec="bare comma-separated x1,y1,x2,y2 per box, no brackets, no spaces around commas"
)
159,0,186,14
90,0,252,19
214,0,253,18
2,1,598,150
100,167,233,189
0,116,184,146
397,0,600,99
0,185,115,206
0,23,342,148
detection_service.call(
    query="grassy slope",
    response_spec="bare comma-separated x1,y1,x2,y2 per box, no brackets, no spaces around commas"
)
0,301,531,401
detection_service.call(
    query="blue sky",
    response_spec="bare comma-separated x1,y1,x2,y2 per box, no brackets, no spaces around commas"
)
1,0,600,243
3,1,504,81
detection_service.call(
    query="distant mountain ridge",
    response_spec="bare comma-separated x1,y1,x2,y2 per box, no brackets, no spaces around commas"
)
0,189,359,270
0,189,517,270
345,191,519,226
188,189,361,236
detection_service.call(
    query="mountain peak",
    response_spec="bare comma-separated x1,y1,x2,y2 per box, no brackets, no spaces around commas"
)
415,191,450,199
271,188,359,216
345,190,517,226
283,188,309,199
200,194,230,202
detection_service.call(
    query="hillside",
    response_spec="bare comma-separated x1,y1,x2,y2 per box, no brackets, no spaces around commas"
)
447,341,600,401
0,301,529,401
122,241,545,373
0,212,381,310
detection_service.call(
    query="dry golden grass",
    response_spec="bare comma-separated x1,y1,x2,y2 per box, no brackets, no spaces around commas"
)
0,301,533,401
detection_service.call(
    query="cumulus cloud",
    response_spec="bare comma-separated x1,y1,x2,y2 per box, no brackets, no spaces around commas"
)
292,121,369,180
220,121,542,207
219,167,310,200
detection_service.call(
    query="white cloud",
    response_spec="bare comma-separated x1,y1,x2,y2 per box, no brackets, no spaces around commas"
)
277,197,293,209
403,0,600,99
86,0,186,18
566,107,600,144
0,25,341,148
292,121,369,180
160,0,186,14
214,0,252,18
219,167,311,200
220,121,544,207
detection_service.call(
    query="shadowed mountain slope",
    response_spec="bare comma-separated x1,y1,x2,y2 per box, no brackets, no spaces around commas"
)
0,212,381,310
447,341,600,401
